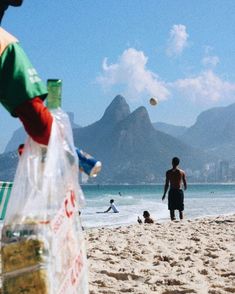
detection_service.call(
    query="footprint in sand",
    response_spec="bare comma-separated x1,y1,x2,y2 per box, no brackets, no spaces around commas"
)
220,272,235,277
100,270,145,282
199,268,208,275
120,288,135,293
204,251,219,259
93,279,107,287
162,288,196,294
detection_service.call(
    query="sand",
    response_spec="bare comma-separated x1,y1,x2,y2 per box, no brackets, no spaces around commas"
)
86,214,235,294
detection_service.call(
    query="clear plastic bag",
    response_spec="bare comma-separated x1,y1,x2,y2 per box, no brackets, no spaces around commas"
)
1,108,88,294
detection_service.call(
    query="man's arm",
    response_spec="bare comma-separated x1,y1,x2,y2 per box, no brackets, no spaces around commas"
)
162,172,169,200
14,97,53,145
104,206,111,213
182,172,187,190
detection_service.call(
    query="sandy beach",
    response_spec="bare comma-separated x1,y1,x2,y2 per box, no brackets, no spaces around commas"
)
86,214,235,294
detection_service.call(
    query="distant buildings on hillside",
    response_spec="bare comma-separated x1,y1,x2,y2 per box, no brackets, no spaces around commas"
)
186,160,235,183
79,159,235,184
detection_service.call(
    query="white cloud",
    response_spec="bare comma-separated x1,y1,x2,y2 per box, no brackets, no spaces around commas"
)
97,48,235,107
97,48,170,101
202,46,220,68
171,70,235,103
166,24,189,56
202,55,220,67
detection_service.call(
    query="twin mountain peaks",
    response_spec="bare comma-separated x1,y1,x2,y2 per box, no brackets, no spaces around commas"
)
1,95,235,183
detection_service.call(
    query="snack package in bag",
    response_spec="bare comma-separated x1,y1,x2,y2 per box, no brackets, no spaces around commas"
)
1,108,89,294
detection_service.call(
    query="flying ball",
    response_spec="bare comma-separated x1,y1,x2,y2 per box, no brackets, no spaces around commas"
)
149,97,158,106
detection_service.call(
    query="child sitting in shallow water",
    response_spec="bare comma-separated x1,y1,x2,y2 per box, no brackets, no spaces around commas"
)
138,211,154,224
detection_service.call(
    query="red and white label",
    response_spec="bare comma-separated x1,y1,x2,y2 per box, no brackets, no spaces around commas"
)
51,190,77,236
58,251,84,294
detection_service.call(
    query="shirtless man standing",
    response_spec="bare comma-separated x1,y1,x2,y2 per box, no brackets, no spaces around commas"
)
162,157,187,221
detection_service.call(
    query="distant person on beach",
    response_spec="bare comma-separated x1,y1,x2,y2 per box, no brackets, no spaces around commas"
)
162,157,187,221
143,211,154,223
138,211,154,224
104,199,119,213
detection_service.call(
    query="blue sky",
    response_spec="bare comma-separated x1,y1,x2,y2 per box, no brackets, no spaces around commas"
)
1,0,235,152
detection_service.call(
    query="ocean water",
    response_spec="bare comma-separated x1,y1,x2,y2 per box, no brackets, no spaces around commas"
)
80,184,235,228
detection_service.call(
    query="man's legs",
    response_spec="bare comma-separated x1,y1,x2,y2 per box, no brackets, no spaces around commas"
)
179,211,183,220
170,210,176,221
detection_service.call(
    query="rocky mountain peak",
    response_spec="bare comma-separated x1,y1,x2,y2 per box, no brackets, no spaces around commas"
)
100,95,130,124
122,106,153,131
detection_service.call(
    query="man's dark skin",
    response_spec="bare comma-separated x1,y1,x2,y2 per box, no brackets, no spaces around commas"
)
0,0,23,24
162,157,187,220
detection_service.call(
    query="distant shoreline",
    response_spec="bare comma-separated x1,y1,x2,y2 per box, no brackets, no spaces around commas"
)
83,212,235,230
81,182,235,186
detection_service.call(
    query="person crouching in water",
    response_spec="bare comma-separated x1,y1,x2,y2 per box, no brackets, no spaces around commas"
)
138,211,154,224
104,199,119,213
143,211,154,223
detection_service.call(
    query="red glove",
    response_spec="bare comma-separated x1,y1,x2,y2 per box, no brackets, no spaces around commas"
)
14,97,53,145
